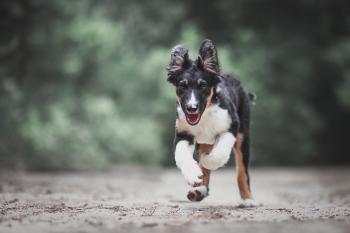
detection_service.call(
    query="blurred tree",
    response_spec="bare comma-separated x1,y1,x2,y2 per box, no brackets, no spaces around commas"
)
0,0,349,169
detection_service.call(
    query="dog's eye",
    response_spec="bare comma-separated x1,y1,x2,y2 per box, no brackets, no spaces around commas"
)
178,81,187,89
199,81,207,89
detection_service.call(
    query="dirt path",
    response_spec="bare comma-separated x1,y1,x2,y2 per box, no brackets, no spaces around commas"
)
0,166,349,233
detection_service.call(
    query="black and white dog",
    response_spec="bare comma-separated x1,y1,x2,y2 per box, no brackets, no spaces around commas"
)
167,39,257,207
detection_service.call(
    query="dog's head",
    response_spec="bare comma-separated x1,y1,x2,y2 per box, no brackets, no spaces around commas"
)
167,39,220,125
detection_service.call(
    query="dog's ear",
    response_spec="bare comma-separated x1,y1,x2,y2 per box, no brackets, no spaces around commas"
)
197,39,220,75
167,44,190,83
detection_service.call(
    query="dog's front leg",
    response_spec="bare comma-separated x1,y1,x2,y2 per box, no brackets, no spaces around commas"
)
200,132,236,170
187,144,213,202
175,140,203,186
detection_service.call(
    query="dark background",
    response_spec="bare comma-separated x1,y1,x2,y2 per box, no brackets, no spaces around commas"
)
1,0,349,170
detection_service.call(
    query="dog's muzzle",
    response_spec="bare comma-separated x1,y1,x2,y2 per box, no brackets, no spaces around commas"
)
186,112,201,125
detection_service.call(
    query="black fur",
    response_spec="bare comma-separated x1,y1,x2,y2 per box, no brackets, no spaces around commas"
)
168,39,254,189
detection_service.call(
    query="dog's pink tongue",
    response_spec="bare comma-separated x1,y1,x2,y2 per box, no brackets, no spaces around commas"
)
187,114,200,125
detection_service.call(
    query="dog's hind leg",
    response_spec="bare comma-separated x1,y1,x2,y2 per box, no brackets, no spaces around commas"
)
234,133,258,207
187,144,212,202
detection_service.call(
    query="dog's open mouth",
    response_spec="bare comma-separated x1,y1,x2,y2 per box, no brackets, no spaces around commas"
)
186,113,201,125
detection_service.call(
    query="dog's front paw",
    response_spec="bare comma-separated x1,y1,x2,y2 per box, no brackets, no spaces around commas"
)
187,185,208,202
237,199,260,208
181,163,203,186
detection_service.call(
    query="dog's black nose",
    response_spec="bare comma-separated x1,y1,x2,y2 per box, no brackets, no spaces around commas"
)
186,105,198,113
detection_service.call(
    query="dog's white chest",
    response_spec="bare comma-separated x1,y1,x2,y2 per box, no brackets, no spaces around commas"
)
176,105,232,144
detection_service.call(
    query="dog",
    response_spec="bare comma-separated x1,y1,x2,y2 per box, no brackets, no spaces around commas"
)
166,39,257,207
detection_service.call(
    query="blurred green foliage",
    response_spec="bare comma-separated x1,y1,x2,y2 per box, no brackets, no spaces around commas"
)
0,0,349,169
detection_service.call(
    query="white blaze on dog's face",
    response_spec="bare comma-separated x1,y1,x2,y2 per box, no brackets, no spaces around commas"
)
188,91,198,109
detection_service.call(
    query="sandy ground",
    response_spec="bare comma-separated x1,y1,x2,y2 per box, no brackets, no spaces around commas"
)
0,166,349,233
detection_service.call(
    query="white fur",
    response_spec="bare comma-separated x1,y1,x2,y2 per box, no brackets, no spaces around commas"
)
188,91,198,108
190,185,208,196
176,104,232,144
200,132,236,170
175,140,203,185
238,199,259,208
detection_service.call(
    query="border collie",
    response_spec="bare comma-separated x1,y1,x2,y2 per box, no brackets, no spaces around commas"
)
167,39,257,207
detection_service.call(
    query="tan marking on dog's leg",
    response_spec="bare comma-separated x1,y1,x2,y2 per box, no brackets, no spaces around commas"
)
197,144,213,188
234,133,253,200
187,144,213,202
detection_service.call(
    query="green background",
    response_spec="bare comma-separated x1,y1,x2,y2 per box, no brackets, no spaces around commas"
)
1,0,349,170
